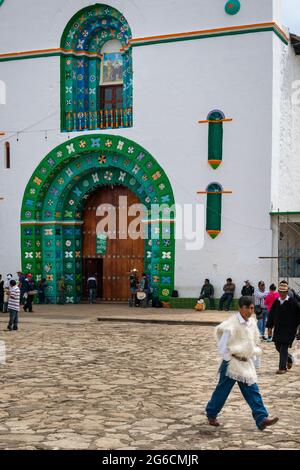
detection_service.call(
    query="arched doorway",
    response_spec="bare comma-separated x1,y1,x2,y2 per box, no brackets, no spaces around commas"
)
82,185,145,301
20,134,175,303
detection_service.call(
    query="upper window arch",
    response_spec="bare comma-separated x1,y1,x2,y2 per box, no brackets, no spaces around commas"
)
207,109,225,170
61,4,133,132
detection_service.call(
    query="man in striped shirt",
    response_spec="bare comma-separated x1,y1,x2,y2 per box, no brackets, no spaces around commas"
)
7,280,20,331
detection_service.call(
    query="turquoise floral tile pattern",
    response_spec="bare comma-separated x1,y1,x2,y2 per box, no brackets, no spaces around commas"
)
21,135,175,303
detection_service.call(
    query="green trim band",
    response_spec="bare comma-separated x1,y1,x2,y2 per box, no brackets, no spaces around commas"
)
0,24,288,63
270,212,300,215
131,27,288,48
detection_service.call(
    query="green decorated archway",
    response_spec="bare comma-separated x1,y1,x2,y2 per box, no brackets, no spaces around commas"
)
21,135,175,303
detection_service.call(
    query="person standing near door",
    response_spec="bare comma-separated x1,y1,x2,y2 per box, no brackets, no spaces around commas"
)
87,275,97,304
23,273,36,313
129,269,138,307
139,273,149,308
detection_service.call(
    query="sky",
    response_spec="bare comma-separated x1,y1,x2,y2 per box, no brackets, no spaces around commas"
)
283,0,300,34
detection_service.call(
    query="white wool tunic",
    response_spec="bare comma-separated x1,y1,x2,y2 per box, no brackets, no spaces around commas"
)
216,314,262,386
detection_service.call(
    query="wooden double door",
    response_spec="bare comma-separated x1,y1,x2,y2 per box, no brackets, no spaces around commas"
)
82,186,145,301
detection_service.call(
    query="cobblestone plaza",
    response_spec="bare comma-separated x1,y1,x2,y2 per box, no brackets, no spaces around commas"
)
0,306,299,450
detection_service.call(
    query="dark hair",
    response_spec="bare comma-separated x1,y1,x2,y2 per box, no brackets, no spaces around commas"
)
227,278,232,283
205,279,210,283
238,296,254,308
270,284,276,291
10,280,16,287
280,280,288,285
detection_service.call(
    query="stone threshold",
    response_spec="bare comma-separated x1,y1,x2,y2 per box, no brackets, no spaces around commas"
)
97,317,220,326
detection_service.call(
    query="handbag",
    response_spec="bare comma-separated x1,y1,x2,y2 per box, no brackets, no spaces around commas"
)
194,300,206,312
255,305,263,320
136,292,146,301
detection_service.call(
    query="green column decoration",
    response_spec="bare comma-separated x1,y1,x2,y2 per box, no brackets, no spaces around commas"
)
206,183,223,239
208,110,225,169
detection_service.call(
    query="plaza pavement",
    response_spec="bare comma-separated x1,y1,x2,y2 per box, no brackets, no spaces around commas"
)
0,304,299,450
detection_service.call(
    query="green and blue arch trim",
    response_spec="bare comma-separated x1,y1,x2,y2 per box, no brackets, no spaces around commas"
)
60,3,133,132
21,134,175,303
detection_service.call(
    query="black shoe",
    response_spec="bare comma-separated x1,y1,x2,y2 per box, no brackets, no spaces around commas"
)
6,327,12,331
13,328,18,331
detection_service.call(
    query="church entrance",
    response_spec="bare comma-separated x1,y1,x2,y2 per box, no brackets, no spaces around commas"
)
21,134,175,304
82,185,145,301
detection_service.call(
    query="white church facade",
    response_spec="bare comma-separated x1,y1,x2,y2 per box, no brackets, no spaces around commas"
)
0,0,300,304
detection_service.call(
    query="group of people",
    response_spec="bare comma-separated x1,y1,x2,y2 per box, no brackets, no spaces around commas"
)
0,272,48,331
129,269,151,308
205,280,300,431
198,278,236,310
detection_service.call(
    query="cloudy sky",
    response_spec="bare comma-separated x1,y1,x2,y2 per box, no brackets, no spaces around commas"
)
283,0,300,34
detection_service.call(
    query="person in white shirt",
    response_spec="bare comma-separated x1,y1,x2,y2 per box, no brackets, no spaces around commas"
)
254,280,268,339
7,280,20,331
205,296,278,431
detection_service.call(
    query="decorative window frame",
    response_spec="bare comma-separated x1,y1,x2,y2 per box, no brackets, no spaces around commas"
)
60,4,133,132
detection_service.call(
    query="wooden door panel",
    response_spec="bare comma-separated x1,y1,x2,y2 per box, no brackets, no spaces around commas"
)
82,186,144,301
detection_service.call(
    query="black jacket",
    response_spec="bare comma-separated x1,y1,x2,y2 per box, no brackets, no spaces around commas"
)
266,298,300,346
241,286,254,296
200,284,214,297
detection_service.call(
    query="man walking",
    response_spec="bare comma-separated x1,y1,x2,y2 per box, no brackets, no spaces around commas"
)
266,282,300,374
205,296,278,431
254,281,268,339
7,279,20,331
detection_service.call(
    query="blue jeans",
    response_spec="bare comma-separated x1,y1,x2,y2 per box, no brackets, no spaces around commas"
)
206,360,268,429
88,288,96,304
219,293,233,310
8,308,19,330
257,308,268,337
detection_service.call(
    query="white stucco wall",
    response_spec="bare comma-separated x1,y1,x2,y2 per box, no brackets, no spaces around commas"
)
274,42,300,213
0,0,279,52
0,0,286,298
